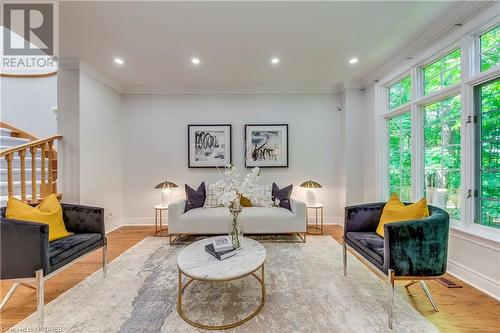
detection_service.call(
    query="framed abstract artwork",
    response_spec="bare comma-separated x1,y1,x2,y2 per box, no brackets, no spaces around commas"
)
188,124,232,168
245,124,288,168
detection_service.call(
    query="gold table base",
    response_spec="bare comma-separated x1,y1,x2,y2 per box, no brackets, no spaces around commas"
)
306,205,324,235
177,264,265,330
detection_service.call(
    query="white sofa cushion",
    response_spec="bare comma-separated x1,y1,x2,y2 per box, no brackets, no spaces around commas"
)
168,199,306,234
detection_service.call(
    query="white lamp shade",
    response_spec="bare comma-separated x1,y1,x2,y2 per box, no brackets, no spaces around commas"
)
306,189,317,206
161,188,172,206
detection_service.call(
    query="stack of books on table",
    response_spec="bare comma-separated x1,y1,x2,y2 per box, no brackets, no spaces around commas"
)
205,237,238,260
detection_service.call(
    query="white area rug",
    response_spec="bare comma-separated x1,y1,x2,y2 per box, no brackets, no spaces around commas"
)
13,237,438,333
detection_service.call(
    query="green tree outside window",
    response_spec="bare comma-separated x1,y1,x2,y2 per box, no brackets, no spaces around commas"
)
423,49,461,95
424,95,461,219
388,76,411,109
480,25,499,72
388,112,412,201
476,79,499,229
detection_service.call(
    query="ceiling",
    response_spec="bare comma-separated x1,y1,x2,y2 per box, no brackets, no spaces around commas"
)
59,1,477,93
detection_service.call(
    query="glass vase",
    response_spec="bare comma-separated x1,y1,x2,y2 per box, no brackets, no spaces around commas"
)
228,202,243,249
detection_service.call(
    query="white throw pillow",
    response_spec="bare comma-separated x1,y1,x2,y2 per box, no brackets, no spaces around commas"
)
250,184,273,207
203,183,222,208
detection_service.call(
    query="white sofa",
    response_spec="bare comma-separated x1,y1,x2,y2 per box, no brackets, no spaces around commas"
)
168,199,306,242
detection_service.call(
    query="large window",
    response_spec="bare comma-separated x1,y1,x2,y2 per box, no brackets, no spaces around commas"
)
424,95,461,219
480,25,499,72
476,79,499,228
423,49,461,95
381,19,500,233
388,76,411,109
388,113,412,201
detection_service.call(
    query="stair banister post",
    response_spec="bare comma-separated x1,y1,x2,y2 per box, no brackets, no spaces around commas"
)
6,154,13,198
40,143,46,197
47,140,54,195
19,149,27,202
30,147,37,203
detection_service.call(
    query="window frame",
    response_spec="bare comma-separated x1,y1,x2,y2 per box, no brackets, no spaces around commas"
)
473,78,499,229
376,14,500,241
388,75,412,110
422,48,462,96
477,23,500,73
387,111,412,201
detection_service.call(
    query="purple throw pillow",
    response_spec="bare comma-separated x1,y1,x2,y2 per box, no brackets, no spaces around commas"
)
272,183,293,211
184,182,206,212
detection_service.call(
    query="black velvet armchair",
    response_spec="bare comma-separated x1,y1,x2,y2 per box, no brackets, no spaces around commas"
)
0,203,107,326
343,202,449,329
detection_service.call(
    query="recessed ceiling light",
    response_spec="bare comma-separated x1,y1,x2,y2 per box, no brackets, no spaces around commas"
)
114,57,124,65
349,58,358,64
191,57,201,65
271,57,280,65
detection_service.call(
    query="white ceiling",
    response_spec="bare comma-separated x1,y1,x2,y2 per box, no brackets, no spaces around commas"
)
59,1,477,93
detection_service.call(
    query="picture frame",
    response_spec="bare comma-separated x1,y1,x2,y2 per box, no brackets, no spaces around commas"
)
188,124,232,168
245,124,289,168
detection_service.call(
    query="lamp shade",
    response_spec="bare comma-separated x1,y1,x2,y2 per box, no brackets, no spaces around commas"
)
154,181,178,189
300,180,322,189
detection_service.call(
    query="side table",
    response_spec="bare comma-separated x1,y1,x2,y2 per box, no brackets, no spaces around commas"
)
154,204,168,236
306,203,324,235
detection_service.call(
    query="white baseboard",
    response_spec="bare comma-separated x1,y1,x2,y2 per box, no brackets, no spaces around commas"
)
123,216,344,226
105,218,124,234
124,217,156,225
307,216,343,225
447,259,500,301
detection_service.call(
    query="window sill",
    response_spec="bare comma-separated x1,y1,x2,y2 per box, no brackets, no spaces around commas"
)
450,221,500,246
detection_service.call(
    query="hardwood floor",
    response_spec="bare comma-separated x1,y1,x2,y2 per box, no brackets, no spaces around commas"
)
1,225,498,332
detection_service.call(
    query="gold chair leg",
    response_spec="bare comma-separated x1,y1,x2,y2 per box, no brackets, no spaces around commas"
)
342,237,347,277
388,269,395,329
102,237,108,278
420,281,439,312
36,269,44,327
0,283,20,310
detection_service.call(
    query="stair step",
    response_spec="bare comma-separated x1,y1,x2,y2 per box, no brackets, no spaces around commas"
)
0,156,43,168
0,128,13,136
0,136,31,147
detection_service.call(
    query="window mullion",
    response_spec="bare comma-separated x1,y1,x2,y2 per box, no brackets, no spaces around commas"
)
461,34,474,228
411,67,422,201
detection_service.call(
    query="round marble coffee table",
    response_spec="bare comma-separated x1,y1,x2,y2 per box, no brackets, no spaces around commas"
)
176,236,267,330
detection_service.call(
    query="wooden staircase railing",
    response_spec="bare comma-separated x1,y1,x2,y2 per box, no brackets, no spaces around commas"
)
1,135,62,203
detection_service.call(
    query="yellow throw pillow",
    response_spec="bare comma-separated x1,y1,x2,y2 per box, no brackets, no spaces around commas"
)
376,193,429,237
240,196,252,207
6,194,72,242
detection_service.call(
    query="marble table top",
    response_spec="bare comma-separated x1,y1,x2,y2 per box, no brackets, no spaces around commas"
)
177,236,267,281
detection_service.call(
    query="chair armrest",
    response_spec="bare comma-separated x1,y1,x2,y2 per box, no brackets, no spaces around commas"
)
384,212,450,277
344,203,385,235
168,199,186,221
61,203,105,236
0,217,50,279
290,199,305,219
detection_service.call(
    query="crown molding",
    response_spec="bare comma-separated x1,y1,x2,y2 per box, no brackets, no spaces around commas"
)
59,58,123,93
361,1,493,88
122,84,341,95
80,61,124,93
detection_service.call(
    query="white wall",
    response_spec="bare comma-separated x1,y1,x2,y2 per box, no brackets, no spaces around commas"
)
57,67,80,203
362,84,378,202
122,93,344,225
343,89,366,205
1,76,57,138
57,61,124,230
79,65,124,230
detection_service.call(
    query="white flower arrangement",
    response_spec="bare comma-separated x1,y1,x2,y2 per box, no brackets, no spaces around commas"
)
215,165,276,208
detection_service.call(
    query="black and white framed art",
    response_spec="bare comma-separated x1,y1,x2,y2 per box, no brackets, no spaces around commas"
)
188,124,232,168
245,124,288,168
